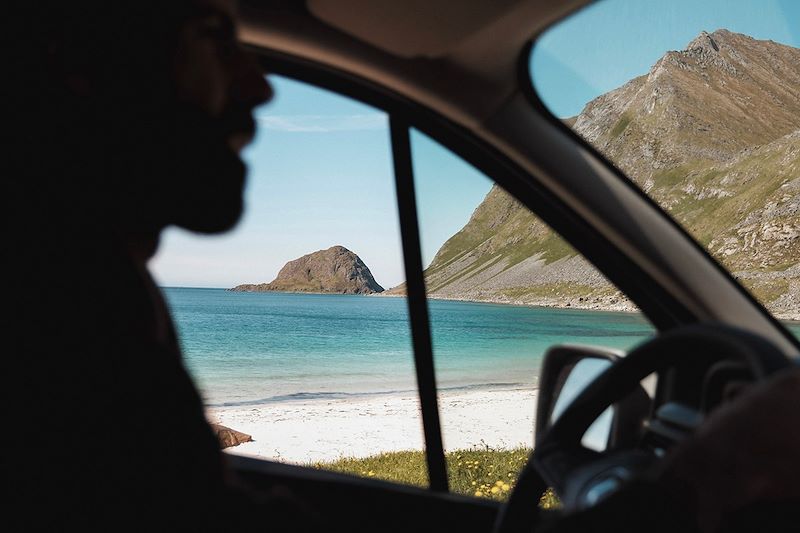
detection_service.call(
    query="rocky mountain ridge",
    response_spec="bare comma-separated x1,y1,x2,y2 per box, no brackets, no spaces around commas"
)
399,30,799,319
231,246,384,295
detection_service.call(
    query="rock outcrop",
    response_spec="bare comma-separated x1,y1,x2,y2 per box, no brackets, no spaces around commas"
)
231,245,384,295
209,423,253,449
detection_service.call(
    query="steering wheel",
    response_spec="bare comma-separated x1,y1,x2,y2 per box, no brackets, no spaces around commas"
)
493,323,792,533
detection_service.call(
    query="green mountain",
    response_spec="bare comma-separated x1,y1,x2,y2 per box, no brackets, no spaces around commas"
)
409,30,800,319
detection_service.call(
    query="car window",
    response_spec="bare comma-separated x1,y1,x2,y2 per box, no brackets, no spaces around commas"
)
406,128,654,500
150,75,428,487
529,0,800,340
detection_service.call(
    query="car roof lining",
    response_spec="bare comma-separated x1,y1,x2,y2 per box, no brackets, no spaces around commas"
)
240,0,589,135
308,0,530,58
243,0,590,90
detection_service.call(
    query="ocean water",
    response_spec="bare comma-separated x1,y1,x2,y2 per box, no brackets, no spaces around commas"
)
163,288,659,407
163,289,800,408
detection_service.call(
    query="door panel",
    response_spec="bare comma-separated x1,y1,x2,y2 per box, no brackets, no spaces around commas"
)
230,455,499,533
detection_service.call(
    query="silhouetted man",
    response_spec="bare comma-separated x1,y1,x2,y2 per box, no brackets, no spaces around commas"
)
7,1,800,532
6,1,288,529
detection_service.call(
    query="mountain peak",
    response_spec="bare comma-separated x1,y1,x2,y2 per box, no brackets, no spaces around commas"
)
577,28,800,167
686,30,720,53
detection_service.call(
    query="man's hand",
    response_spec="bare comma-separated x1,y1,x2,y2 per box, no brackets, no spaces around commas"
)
660,368,800,532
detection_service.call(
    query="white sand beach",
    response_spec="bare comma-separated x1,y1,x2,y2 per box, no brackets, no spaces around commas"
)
207,387,538,464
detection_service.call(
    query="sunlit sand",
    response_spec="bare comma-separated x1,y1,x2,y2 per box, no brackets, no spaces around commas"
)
208,387,538,463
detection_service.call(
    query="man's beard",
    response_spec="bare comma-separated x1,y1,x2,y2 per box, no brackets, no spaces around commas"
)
124,102,254,235
166,122,248,234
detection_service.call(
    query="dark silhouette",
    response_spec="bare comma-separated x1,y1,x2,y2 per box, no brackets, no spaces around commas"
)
5,1,297,529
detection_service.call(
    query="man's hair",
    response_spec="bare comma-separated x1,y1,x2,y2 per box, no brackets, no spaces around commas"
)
6,1,201,232
10,2,204,114
7,0,251,237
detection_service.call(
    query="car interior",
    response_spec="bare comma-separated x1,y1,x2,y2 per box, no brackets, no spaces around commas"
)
194,1,800,531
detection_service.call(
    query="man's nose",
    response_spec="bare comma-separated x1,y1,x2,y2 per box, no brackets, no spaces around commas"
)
231,48,273,108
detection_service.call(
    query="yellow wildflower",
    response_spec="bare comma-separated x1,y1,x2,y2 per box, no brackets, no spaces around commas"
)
495,480,504,487
368,471,375,476
502,483,510,491
475,491,483,497
491,486,500,494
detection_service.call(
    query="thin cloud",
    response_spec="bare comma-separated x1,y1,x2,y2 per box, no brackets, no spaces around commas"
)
256,113,387,132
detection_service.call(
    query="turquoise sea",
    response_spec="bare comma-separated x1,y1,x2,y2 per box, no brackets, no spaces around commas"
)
162,288,800,407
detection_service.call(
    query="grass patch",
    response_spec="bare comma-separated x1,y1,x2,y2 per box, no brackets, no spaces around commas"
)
610,113,632,138
740,278,790,305
764,260,800,273
695,169,723,186
501,232,575,267
652,166,691,189
309,448,559,508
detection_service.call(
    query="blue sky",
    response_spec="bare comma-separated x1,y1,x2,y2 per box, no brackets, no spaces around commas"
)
532,0,800,117
150,0,798,288
150,77,492,288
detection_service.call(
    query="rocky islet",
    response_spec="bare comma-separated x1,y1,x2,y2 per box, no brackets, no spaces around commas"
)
230,245,384,295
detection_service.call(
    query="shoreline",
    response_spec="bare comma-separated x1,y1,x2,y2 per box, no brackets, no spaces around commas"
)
207,387,537,464
378,292,642,315
167,287,800,321
377,292,800,322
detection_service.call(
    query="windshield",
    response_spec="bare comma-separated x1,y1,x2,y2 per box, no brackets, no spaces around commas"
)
529,0,800,337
